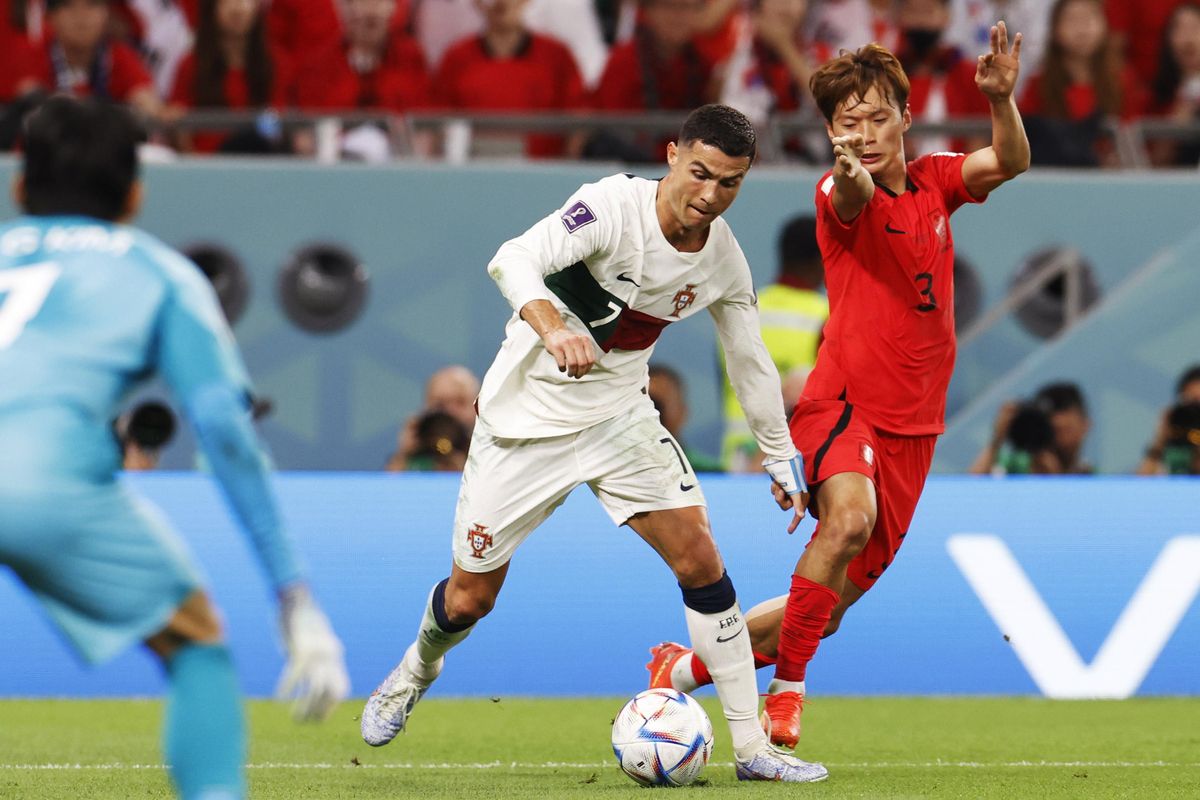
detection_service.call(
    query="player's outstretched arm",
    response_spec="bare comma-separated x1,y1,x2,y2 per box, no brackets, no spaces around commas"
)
829,133,874,224
709,298,809,531
157,269,349,721
962,21,1031,198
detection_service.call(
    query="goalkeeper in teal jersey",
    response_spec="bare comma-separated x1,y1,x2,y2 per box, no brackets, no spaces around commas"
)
0,97,349,800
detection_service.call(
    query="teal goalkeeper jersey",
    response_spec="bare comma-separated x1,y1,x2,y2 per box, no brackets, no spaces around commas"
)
0,215,301,588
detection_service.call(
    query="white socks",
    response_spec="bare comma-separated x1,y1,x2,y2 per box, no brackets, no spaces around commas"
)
670,653,700,693
684,603,767,760
408,585,472,685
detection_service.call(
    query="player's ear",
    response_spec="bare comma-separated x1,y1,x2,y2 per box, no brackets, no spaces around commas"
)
11,174,24,211
902,104,913,132
666,140,678,167
121,180,144,222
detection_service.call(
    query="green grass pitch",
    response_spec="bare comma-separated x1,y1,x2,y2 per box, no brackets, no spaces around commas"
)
2,696,1198,798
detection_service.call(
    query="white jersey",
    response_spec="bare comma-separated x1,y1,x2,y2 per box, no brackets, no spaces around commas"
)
479,174,795,462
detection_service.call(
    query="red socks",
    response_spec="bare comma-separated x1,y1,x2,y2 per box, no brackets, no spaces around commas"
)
774,575,840,682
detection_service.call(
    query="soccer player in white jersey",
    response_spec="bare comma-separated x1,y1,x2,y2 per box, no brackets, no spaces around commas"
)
360,104,826,782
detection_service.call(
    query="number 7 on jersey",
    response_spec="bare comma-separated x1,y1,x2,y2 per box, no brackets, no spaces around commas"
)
0,262,62,349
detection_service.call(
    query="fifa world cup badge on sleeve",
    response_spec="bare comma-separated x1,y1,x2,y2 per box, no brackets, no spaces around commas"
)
561,201,597,233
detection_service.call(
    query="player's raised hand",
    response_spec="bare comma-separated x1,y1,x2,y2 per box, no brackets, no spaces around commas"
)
543,326,596,379
276,584,350,722
830,133,865,179
975,21,1022,101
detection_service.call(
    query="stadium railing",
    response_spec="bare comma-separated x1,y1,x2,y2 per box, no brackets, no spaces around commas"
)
118,109,1200,168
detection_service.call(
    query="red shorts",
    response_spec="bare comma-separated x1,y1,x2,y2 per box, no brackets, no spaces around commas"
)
789,398,936,592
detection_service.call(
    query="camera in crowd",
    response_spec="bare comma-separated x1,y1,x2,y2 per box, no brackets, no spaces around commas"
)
409,410,471,472
1162,402,1200,475
1002,400,1057,474
115,401,177,470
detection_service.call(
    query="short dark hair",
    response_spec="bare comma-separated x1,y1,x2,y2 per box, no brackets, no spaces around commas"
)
777,215,823,283
810,43,911,123
678,104,757,162
1176,364,1200,397
21,96,141,221
1035,382,1087,416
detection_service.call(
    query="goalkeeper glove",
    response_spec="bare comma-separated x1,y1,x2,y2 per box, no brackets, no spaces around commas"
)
276,583,350,722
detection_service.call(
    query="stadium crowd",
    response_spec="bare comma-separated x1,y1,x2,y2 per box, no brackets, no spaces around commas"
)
1,0,1199,165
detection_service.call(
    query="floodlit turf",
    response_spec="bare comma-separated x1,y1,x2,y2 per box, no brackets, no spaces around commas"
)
1,696,1198,798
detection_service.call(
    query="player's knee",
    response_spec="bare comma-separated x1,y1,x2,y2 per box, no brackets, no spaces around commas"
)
822,508,872,557
443,588,497,625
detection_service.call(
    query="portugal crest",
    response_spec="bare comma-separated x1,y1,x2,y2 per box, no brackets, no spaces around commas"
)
466,523,493,559
669,284,698,318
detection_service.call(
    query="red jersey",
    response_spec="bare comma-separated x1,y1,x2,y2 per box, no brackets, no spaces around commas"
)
592,38,712,111
30,38,154,102
294,36,430,112
1019,69,1147,121
807,153,985,435
434,32,585,157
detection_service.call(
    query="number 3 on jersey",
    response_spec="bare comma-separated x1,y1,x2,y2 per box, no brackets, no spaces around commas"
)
0,262,62,349
914,272,938,312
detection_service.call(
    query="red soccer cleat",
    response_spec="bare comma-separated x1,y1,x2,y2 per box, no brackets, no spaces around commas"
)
645,642,691,689
761,690,805,749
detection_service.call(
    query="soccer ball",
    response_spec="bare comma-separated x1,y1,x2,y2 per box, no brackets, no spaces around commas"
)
611,688,713,787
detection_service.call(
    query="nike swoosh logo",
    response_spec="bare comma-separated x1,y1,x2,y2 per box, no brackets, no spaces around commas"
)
884,223,906,235
680,482,695,492
716,626,745,643
616,272,641,286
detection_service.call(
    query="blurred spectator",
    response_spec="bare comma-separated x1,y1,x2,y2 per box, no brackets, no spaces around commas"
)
386,365,480,471
1138,364,1200,475
720,215,827,471
1105,0,1182,88
265,0,342,73
123,0,194,99
971,382,1093,475
433,0,586,158
169,0,292,154
590,0,714,161
1018,0,1144,167
1149,1,1200,167
524,0,609,88
895,0,990,158
690,0,743,67
809,0,900,57
648,364,723,472
945,0,1046,94
23,0,164,118
720,0,825,151
295,0,429,113
412,0,480,68
0,32,38,103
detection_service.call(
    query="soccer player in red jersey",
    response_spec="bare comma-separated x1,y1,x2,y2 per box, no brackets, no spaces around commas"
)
647,22,1030,753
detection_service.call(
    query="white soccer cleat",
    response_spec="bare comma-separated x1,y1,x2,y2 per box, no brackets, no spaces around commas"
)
735,742,829,783
360,655,441,747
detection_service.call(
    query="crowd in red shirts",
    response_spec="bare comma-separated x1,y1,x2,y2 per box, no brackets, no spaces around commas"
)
1,0,1197,165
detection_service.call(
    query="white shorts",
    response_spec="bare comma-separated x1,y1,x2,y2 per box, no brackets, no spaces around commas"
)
452,406,707,572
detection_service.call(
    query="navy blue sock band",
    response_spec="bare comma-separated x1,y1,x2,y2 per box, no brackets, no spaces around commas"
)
432,578,473,633
680,571,736,614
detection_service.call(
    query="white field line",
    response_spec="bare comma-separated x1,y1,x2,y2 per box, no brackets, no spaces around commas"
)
2,760,1198,771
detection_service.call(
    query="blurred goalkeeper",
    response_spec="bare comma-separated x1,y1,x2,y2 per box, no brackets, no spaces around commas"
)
0,97,348,800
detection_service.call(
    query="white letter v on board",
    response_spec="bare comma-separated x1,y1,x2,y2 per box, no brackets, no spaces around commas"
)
947,534,1200,698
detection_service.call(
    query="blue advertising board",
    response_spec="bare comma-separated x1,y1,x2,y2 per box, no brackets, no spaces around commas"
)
0,475,1196,698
